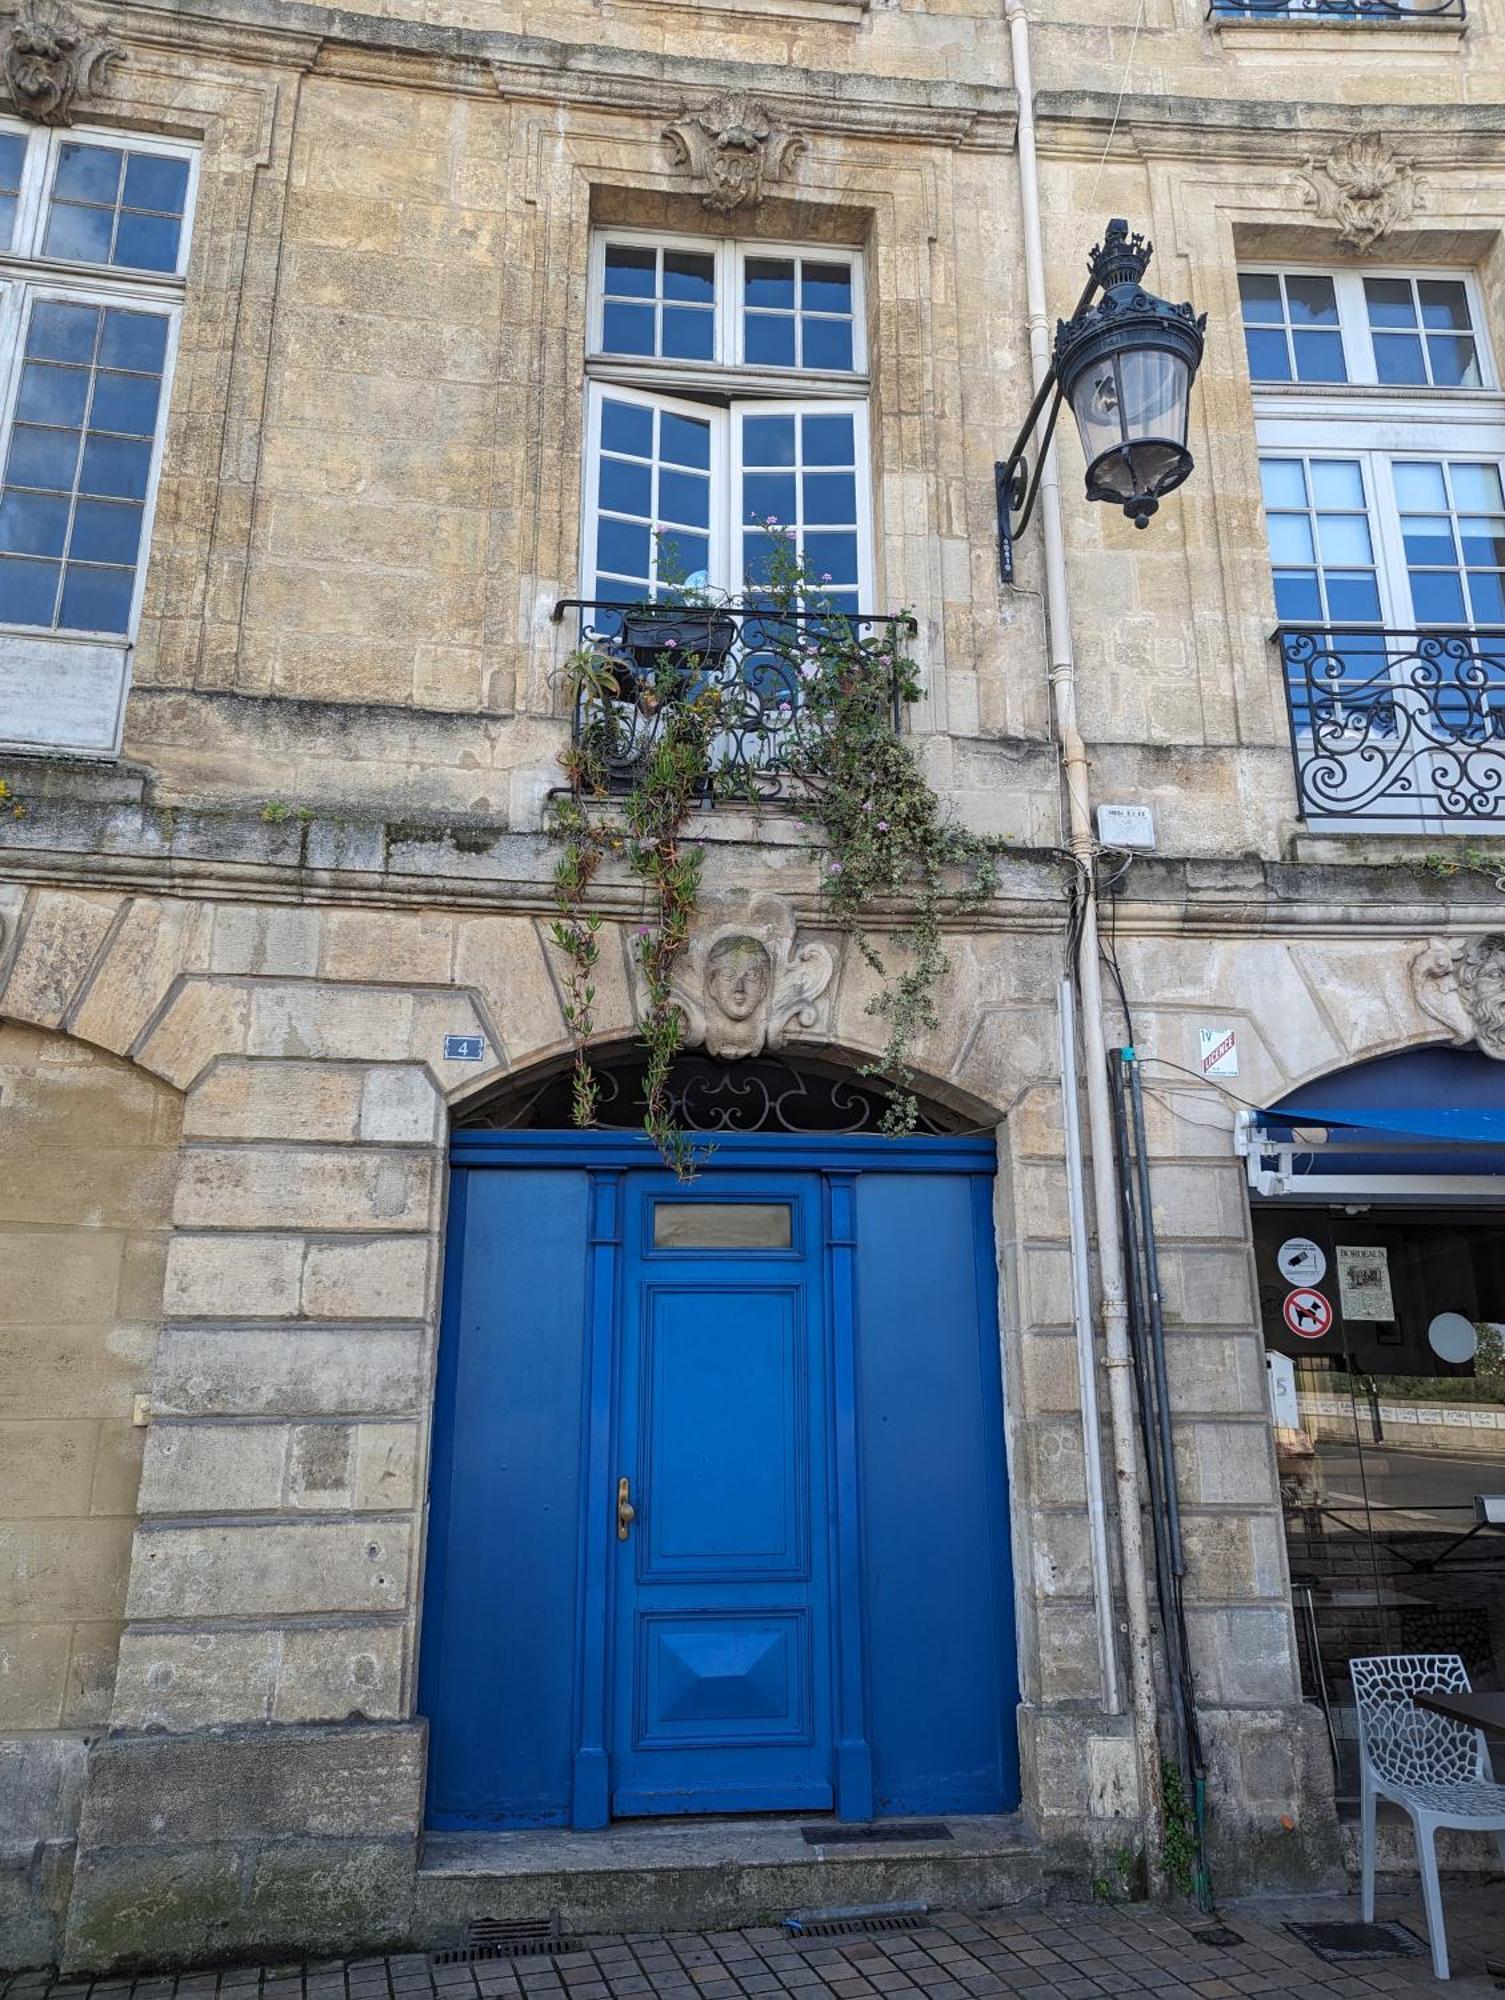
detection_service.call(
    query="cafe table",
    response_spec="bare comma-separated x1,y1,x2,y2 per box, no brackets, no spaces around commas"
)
1412,1688,1505,1733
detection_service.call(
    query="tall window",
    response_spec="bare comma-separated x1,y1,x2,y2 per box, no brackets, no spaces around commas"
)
0,120,196,755
1242,265,1505,826
583,231,870,618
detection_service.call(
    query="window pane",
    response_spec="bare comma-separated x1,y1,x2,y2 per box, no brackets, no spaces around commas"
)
803,530,858,586
70,498,142,566
113,212,180,273
16,362,89,427
1449,464,1504,512
1325,572,1382,622
603,245,655,298
1286,275,1340,325
1292,331,1346,383
1244,328,1290,382
662,251,713,304
745,259,795,309
654,1203,792,1250
122,153,189,216
802,318,853,372
1316,514,1373,565
600,398,653,459
602,301,654,356
803,263,852,313
43,202,112,264
742,415,796,467
1267,514,1315,564
1393,461,1448,510
99,311,168,373
7,424,80,491
1309,461,1364,509
1373,333,1427,386
89,371,160,437
0,132,26,195
0,194,15,252
53,142,121,204
744,313,796,368
1273,570,1322,621
0,556,59,625
1467,570,1505,624
660,412,710,470
79,434,152,501
597,517,651,577
661,307,714,361
803,471,857,525
743,472,796,528
1409,570,1467,624
658,467,709,528
1364,277,1417,329
1427,336,1480,389
1399,517,1457,566
802,414,856,467
1261,459,1307,509
742,531,779,585
28,302,98,364
598,456,650,517
1418,280,1471,331
59,562,132,633
0,491,69,557
1239,273,1284,323
1459,520,1505,568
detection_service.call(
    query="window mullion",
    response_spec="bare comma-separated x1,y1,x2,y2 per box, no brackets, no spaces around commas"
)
1370,453,1416,630
1334,271,1372,387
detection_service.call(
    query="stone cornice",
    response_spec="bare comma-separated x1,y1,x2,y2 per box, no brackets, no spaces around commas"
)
1035,90,1505,167
105,0,1018,147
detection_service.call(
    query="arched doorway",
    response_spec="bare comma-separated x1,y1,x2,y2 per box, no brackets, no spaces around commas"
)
419,1048,1019,1830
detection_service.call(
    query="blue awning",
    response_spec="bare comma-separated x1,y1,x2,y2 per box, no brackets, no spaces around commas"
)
1251,1043,1505,1183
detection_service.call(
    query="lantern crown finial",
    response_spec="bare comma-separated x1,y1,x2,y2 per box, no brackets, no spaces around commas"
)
1088,218,1152,293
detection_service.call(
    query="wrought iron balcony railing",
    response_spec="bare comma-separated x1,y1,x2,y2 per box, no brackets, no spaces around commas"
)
1279,624,1505,827
552,598,916,803
1208,0,1463,18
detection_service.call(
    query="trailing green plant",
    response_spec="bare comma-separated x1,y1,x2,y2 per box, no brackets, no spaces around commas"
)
1160,1758,1197,1900
1420,846,1505,891
549,531,1006,1172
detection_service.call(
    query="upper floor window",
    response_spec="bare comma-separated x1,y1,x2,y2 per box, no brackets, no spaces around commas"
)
591,232,865,376
583,230,870,612
1239,267,1485,389
1209,1,1465,19
0,122,197,758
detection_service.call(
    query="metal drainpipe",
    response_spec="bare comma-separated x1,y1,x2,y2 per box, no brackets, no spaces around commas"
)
1004,0,1165,1890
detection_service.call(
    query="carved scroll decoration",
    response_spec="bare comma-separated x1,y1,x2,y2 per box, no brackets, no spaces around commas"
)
663,93,805,214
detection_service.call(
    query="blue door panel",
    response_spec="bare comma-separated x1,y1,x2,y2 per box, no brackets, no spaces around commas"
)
856,1172,1020,1816
419,1167,590,1828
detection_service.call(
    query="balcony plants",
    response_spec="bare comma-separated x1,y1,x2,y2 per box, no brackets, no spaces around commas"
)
550,531,1005,1177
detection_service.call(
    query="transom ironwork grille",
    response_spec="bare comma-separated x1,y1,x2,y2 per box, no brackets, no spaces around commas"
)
1208,0,1463,16
553,599,914,803
456,1052,981,1136
1278,624,1505,826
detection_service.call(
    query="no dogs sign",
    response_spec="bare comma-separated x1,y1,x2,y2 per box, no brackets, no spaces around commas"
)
1282,1288,1334,1341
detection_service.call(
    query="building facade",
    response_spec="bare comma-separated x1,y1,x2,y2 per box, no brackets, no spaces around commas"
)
2,0,1504,1972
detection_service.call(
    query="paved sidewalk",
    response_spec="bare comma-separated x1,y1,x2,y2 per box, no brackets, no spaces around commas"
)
3,1889,1501,2000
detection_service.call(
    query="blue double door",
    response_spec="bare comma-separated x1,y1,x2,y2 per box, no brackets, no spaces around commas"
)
421,1134,1018,1829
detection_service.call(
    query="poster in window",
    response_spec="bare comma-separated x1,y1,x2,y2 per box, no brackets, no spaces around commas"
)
1336,1244,1395,1322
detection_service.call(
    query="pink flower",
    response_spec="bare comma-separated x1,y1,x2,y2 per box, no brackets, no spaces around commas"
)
829,860,843,875
821,572,833,583
877,820,889,832
635,926,651,938
861,801,873,812
664,637,677,648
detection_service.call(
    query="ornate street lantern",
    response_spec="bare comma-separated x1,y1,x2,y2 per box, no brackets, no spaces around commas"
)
996,219,1207,581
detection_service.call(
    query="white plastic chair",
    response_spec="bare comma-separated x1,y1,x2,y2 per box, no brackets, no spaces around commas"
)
1350,1652,1505,1980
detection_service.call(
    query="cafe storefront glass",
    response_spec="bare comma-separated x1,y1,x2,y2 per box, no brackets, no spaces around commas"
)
1246,1047,1505,1800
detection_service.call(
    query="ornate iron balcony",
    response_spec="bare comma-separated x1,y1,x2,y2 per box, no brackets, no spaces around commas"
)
1278,625,1505,827
1208,0,1463,18
552,598,916,802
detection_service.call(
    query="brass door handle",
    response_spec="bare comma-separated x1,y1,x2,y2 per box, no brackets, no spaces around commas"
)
616,1476,636,1541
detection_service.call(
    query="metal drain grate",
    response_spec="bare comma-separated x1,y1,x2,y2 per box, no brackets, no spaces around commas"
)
801,1821,952,1845
785,1901,930,1938
1286,1920,1424,1964
431,1917,574,1964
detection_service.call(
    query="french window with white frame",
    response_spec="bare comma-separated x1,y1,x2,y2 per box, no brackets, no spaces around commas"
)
582,229,872,621
0,118,197,757
1241,264,1505,830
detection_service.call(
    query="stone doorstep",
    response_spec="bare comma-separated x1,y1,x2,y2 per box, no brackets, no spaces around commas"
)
1339,1804,1505,1882
412,1813,1041,1944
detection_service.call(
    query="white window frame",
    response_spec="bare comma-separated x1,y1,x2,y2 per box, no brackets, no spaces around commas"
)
581,378,873,605
0,116,198,756
587,226,869,381
1241,264,1495,394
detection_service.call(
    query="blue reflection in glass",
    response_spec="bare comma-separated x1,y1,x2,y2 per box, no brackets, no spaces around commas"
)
601,399,653,459
80,434,153,501
17,363,89,427
0,492,69,557
123,153,189,216
745,314,796,368
71,499,143,566
660,412,710,470
802,318,853,372
658,468,709,528
802,414,855,467
742,416,795,467
114,212,180,273
100,311,168,373
602,301,655,357
90,372,162,436
7,425,81,492
598,455,651,517
54,142,121,204
44,202,113,264
60,563,133,634
0,556,60,626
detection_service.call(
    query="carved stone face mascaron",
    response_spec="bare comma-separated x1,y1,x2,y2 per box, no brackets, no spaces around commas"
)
705,937,772,1025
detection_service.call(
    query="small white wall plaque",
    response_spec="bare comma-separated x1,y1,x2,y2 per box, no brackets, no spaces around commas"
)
1199,1026,1239,1079
443,1035,485,1062
1096,802,1156,850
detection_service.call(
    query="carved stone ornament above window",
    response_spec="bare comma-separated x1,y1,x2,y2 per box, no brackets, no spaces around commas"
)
1296,132,1425,255
1412,933,1505,1060
2,0,123,127
653,894,836,1060
663,93,805,215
